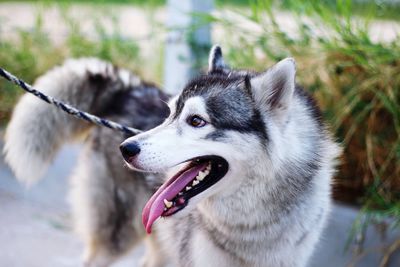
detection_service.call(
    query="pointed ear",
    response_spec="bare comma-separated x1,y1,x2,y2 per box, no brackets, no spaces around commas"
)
250,58,296,116
208,45,228,73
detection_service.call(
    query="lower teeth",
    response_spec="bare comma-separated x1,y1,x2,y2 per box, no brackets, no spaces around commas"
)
164,162,213,210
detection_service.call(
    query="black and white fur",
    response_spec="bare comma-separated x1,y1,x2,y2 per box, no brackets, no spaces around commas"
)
4,46,340,267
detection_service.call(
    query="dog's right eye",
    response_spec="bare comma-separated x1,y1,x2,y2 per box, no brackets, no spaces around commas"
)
187,115,207,128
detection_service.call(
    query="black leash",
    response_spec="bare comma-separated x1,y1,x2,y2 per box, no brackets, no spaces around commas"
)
0,67,142,136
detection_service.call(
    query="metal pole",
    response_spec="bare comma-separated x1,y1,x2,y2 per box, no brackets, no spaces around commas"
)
164,0,213,95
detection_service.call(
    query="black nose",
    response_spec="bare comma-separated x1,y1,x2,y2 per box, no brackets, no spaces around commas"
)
120,141,141,161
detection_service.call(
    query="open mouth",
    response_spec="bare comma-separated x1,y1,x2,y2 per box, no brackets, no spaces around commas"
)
142,156,229,233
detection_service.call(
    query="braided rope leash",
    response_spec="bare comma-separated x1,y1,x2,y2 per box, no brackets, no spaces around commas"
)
0,67,142,136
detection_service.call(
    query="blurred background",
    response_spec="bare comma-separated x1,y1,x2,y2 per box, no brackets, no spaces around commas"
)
0,0,399,266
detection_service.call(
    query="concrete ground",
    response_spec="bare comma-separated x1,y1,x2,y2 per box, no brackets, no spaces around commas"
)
0,142,399,267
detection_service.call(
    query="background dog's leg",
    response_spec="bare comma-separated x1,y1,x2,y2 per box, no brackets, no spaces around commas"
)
70,144,144,267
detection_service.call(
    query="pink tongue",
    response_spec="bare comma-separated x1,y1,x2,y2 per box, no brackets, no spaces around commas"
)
142,163,207,234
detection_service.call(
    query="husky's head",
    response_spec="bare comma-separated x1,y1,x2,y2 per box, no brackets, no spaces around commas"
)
120,45,297,233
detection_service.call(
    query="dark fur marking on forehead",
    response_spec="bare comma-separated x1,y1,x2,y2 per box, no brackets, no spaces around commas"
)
173,72,267,142
206,93,268,142
173,71,257,119
174,74,241,118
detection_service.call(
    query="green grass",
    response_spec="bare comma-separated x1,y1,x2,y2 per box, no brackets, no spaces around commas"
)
1,0,400,20
0,0,164,5
279,0,400,20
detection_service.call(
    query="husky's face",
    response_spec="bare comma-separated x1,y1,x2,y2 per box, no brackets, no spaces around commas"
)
120,46,296,233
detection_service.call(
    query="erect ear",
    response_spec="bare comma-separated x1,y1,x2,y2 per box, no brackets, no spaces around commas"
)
208,45,229,73
250,58,296,117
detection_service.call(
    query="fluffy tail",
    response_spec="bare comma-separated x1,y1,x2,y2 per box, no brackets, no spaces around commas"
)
3,58,140,185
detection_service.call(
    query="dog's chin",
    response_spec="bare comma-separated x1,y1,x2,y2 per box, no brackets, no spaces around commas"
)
141,155,229,233
124,160,163,173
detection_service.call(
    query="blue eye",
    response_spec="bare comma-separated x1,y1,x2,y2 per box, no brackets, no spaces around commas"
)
187,115,207,128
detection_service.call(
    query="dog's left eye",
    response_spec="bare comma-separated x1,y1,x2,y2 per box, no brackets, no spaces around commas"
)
187,115,207,128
